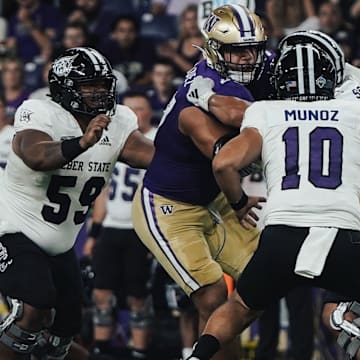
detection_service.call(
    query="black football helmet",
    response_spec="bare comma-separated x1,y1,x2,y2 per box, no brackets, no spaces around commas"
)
278,30,345,86
274,43,336,101
49,47,116,117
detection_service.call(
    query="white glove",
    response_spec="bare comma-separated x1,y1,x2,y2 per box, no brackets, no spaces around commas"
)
186,75,215,112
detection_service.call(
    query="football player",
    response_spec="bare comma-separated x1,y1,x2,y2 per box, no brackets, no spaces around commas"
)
84,92,157,359
132,5,266,360
187,43,360,360
0,47,154,360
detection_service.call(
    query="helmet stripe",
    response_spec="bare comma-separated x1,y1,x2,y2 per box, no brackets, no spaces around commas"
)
307,45,316,94
76,47,101,72
296,45,305,94
89,48,108,68
232,5,255,37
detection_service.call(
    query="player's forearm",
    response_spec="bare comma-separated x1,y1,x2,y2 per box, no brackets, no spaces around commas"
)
21,139,87,171
20,141,69,171
213,161,243,204
208,95,250,128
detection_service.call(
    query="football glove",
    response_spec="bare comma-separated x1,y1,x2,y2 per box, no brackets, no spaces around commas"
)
186,75,215,112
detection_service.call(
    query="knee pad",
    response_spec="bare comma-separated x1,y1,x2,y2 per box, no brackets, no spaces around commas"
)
92,294,117,327
336,302,360,359
166,283,193,312
46,334,73,360
130,298,154,329
0,297,40,354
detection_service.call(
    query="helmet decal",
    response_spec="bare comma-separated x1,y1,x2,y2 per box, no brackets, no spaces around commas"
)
52,54,79,77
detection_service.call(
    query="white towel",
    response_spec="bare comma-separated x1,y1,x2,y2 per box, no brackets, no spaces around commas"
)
294,227,338,279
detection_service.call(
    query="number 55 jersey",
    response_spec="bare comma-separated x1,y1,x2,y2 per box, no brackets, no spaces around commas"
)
241,99,360,230
0,99,138,255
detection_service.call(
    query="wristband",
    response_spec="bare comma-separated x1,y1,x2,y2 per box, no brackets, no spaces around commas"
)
198,89,215,112
88,222,103,238
229,192,248,211
61,136,86,162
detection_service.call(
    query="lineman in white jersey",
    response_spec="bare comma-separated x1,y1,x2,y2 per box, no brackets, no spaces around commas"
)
84,92,157,359
0,47,154,360
186,43,360,360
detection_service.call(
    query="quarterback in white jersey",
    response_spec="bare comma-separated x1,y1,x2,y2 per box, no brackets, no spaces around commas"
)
186,43,360,360
0,48,154,360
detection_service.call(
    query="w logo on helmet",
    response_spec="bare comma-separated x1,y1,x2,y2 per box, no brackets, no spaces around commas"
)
52,54,78,77
203,14,220,33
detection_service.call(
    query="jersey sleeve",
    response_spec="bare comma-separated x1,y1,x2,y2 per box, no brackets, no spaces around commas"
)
112,105,139,152
241,101,267,137
14,100,54,138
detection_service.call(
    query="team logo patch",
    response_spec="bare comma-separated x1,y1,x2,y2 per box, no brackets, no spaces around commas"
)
160,205,174,215
52,54,78,77
99,136,111,146
19,109,33,123
316,76,327,89
0,242,13,273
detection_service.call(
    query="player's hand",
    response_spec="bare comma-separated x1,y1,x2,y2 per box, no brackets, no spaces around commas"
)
79,114,111,149
235,196,267,229
186,75,215,112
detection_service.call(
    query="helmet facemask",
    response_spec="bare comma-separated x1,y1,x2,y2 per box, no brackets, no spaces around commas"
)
73,77,116,117
216,42,266,84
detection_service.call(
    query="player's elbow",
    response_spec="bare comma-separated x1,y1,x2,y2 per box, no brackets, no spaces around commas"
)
23,157,48,171
212,154,235,176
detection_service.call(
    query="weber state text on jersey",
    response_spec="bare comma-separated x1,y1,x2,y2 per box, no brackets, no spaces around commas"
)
0,99,137,255
144,60,253,206
241,99,360,230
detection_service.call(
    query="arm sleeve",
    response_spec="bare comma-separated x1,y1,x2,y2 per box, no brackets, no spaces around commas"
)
14,100,54,138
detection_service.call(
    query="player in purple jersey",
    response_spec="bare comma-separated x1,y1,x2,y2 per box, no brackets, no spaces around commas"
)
187,4,274,128
132,5,267,360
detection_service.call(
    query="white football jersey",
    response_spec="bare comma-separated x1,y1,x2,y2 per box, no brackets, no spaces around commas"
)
0,125,14,168
241,99,360,229
103,127,157,229
335,63,360,101
241,75,360,229
0,99,138,255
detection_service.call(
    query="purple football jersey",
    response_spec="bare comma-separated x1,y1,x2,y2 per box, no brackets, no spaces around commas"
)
143,60,254,205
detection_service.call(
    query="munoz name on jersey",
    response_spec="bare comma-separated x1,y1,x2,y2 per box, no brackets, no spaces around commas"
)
284,109,340,122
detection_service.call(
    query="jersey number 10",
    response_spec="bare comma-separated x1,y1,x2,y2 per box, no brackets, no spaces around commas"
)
282,126,343,190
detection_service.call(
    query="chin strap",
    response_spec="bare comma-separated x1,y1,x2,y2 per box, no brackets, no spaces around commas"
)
332,301,360,359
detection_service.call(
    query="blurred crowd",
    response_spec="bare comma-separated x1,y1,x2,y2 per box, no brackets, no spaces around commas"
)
0,0,359,126
0,1,360,359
